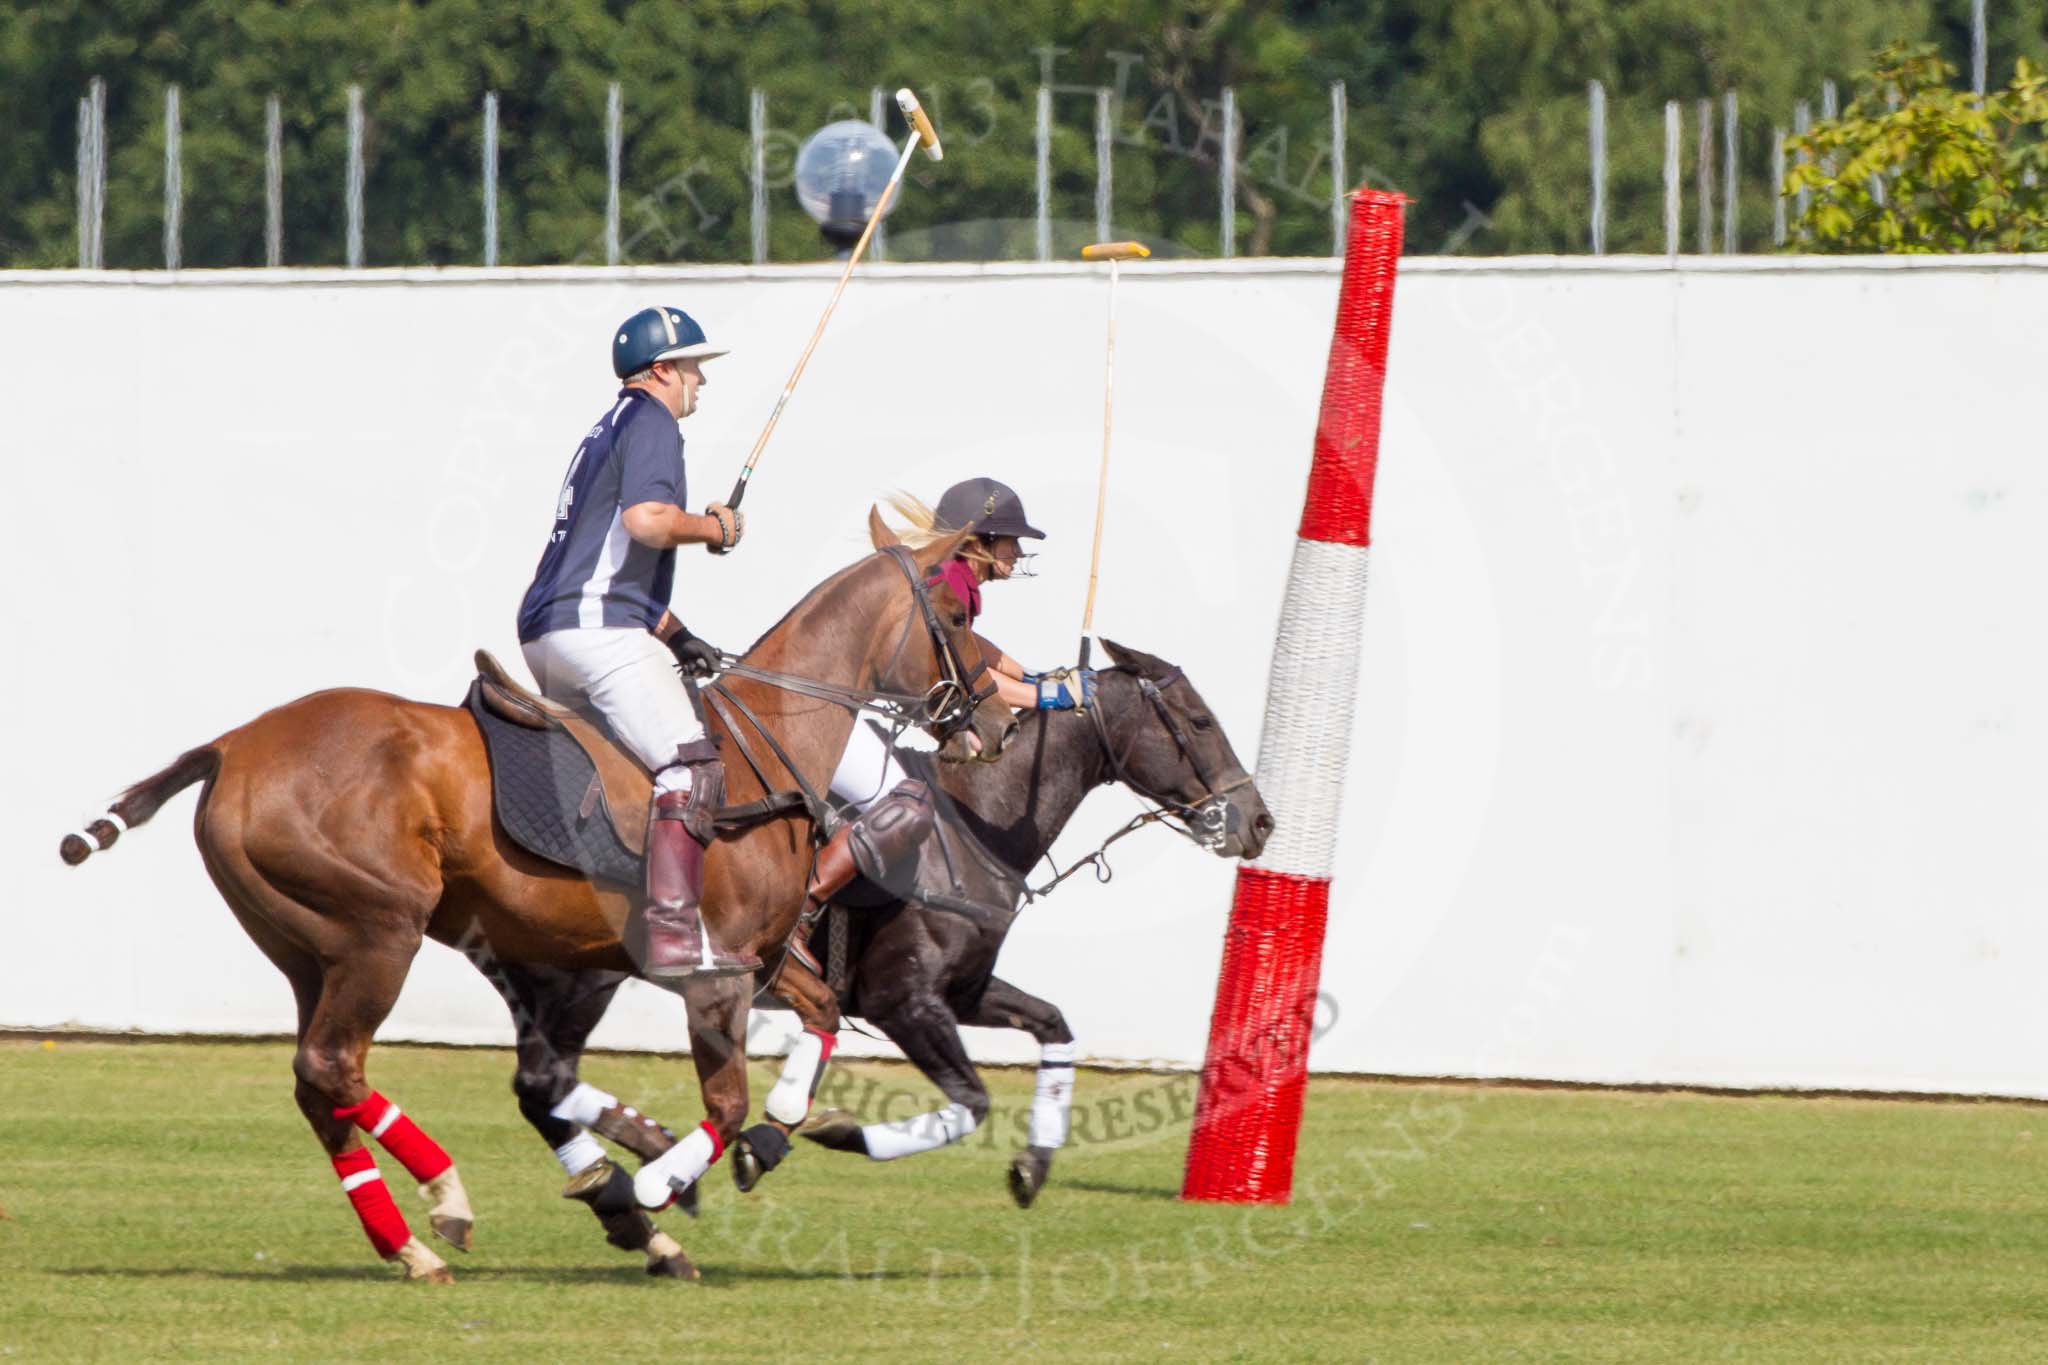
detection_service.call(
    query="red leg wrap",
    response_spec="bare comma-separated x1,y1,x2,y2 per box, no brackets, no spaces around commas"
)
334,1090,453,1182
700,1120,726,1164
331,1147,410,1259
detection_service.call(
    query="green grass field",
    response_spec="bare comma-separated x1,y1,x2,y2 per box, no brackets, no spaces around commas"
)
3,1040,2046,1362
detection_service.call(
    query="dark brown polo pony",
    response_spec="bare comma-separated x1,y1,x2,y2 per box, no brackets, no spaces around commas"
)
59,523,1012,1282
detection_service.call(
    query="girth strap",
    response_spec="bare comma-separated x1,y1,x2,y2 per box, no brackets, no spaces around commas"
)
702,682,836,841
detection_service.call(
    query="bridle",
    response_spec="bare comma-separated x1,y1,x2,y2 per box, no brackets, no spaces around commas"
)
1027,663,1255,899
713,545,998,743
1090,665,1255,850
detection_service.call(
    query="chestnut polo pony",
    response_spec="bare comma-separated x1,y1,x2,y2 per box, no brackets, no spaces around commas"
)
58,520,1012,1282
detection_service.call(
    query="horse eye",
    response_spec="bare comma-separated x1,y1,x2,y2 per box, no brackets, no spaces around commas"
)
951,613,967,629
1191,715,1215,732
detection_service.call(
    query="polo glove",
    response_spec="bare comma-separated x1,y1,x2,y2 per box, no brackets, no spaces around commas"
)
1029,667,1097,711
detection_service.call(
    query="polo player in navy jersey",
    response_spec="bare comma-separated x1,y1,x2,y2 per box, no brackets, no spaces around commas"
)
516,306,759,980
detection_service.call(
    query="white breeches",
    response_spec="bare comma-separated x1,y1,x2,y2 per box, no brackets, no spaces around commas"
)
829,718,908,809
522,628,705,794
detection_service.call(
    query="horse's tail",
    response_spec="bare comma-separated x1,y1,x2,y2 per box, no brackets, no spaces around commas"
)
59,744,222,867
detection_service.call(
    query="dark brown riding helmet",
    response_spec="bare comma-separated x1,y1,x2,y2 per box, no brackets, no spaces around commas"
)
933,477,1047,541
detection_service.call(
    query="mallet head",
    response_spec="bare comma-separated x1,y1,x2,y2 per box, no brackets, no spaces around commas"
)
895,88,943,162
1081,241,1151,261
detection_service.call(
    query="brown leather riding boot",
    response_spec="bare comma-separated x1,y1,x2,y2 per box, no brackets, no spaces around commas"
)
788,779,934,973
640,791,761,981
787,826,861,975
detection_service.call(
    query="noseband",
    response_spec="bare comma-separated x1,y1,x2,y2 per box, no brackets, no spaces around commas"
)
888,546,999,737
713,545,996,746
1089,665,1254,852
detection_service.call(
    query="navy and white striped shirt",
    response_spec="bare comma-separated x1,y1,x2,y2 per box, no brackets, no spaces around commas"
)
517,388,685,643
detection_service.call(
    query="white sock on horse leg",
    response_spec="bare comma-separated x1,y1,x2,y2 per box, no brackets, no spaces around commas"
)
554,1131,607,1176
1029,1042,1077,1149
862,1102,977,1161
633,1123,720,1208
549,1082,619,1127
764,1027,837,1126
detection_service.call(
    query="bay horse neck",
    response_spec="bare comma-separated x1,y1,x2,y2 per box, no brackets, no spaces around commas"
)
741,551,912,691
933,672,1134,872
712,552,914,800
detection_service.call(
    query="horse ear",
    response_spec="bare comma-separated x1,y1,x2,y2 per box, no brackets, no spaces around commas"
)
1099,638,1167,676
913,525,974,570
868,505,901,550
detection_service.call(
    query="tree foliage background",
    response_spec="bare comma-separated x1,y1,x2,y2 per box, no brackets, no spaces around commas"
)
3,0,2043,268
1787,42,2048,249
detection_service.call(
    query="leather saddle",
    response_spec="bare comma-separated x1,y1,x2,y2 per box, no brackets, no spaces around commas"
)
466,649,653,885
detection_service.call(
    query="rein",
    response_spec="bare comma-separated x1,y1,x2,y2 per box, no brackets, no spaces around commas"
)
1024,665,1254,903
710,546,995,737
701,546,995,840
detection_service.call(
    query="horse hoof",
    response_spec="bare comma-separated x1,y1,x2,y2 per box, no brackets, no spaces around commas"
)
395,1237,454,1284
647,1253,699,1280
799,1109,868,1155
430,1215,473,1253
419,1168,475,1252
563,1158,639,1217
733,1123,791,1192
1008,1146,1054,1209
733,1140,762,1193
646,1231,699,1280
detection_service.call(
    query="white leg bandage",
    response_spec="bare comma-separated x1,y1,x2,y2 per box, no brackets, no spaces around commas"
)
764,1028,836,1126
549,1082,619,1127
633,1125,718,1208
1029,1042,1077,1149
862,1102,977,1161
554,1132,607,1176
420,1166,474,1223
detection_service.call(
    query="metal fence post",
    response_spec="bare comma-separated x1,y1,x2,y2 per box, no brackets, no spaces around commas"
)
1035,84,1051,262
79,77,106,268
482,91,499,267
605,83,622,266
1695,98,1713,254
76,96,92,267
1588,80,1607,255
345,84,364,268
1722,91,1738,253
1772,127,1787,247
1663,101,1681,259
1331,81,1349,256
1220,86,1237,258
1096,87,1113,243
749,89,766,265
869,87,888,262
164,85,182,270
265,95,283,267
1792,101,1811,234
1972,0,1988,97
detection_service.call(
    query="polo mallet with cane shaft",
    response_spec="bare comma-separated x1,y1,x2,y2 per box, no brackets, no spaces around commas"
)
718,88,942,531
1075,240,1150,668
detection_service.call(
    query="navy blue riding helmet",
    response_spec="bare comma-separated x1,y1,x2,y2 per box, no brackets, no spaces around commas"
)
934,477,1046,541
612,305,729,378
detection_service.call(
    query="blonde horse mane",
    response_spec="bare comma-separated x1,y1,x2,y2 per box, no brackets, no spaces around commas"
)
881,491,994,567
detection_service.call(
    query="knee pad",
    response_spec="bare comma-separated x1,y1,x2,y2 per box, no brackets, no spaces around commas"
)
846,779,934,884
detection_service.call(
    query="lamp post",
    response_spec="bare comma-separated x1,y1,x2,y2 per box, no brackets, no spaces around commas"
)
794,119,902,257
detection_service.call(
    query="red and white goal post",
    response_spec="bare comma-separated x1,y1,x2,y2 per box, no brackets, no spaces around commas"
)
1181,188,1407,1205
